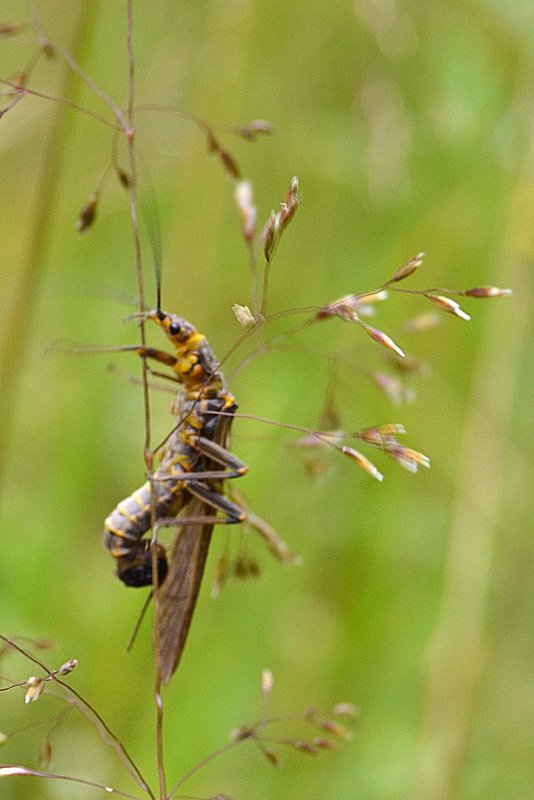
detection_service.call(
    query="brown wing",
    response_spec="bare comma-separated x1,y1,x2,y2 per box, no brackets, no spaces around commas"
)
157,495,214,683
157,407,235,683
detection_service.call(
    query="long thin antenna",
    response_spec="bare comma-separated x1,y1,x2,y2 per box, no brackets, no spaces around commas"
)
142,196,162,312
126,592,153,653
137,158,163,312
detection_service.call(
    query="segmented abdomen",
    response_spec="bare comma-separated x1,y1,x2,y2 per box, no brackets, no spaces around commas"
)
103,450,189,558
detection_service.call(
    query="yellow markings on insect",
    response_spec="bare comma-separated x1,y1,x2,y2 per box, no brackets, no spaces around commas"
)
131,488,151,512
117,500,144,525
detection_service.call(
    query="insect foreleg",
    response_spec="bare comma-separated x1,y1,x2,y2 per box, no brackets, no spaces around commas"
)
150,436,248,484
133,345,177,369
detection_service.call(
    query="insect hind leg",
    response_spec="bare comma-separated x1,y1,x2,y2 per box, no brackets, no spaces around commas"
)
193,436,248,476
187,480,247,521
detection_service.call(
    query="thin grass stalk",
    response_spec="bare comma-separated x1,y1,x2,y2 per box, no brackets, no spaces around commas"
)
124,2,166,797
0,634,154,796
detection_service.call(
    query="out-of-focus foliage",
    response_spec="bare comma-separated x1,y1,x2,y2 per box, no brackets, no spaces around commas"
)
0,1,532,799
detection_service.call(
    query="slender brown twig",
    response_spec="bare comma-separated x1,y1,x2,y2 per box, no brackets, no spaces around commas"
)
0,635,154,798
124,2,167,797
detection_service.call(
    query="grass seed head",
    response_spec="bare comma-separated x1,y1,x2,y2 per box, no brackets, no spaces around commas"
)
312,736,337,749
360,424,406,445
58,659,78,676
426,294,470,320
211,553,230,598
24,676,45,704
232,303,256,327
332,701,360,717
231,725,255,741
464,285,512,298
260,744,282,768
234,180,257,242
315,294,361,322
342,446,384,482
385,443,431,473
75,193,98,234
115,166,131,188
39,737,52,769
262,209,279,261
361,323,406,357
313,717,354,741
236,118,275,139
292,740,320,755
0,23,27,36
390,251,425,283
261,668,274,696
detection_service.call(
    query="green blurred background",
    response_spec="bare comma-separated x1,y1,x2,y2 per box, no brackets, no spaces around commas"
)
1,1,532,798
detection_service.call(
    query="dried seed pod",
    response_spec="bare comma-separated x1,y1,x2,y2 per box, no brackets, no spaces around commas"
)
218,147,241,180
361,323,405,357
292,740,319,755
426,294,470,320
260,745,282,768
262,209,279,262
39,737,52,769
261,668,274,696
75,193,98,234
58,659,78,676
115,166,131,188
24,676,45,704
315,294,361,322
385,443,431,473
232,303,255,327
231,725,255,741
0,23,26,36
211,553,230,598
313,717,353,741
390,251,424,283
331,701,359,717
464,285,512,298
342,446,384,482
234,180,256,242
360,424,406,444
237,119,275,139
312,737,337,749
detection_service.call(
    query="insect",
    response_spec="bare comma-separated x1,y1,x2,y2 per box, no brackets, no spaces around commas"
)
103,308,251,682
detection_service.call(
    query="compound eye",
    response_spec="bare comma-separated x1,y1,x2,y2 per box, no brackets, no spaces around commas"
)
169,321,181,336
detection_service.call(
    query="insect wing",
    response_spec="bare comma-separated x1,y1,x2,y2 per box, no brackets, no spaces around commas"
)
157,497,214,683
157,408,235,683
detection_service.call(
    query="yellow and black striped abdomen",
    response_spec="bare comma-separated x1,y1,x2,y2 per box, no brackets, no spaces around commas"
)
104,470,187,553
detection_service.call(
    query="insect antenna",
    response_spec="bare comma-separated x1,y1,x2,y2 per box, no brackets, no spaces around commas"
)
144,202,162,314
137,158,163,314
126,591,153,654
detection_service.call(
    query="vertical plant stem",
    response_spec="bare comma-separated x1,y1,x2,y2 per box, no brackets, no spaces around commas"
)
412,202,527,799
0,1,100,498
125,2,166,798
